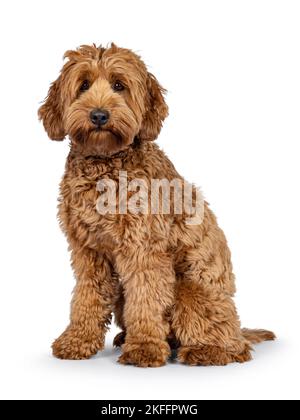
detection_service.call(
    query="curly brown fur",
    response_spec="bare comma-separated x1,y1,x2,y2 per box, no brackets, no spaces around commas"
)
39,43,275,367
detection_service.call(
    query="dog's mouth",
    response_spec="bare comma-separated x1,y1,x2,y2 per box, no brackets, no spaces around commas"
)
72,126,122,143
70,125,132,157
92,127,121,138
91,127,123,144
93,126,110,133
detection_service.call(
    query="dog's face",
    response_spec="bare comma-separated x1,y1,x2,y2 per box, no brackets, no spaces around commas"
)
39,44,168,156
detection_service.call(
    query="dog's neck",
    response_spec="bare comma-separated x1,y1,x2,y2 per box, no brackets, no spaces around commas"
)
65,140,160,182
69,136,142,162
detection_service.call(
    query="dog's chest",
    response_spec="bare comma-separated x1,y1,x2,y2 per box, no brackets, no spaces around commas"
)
59,157,136,252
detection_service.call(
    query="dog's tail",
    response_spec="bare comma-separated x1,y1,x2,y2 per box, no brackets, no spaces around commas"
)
242,328,276,344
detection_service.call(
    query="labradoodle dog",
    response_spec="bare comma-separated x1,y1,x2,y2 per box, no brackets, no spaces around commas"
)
39,43,275,367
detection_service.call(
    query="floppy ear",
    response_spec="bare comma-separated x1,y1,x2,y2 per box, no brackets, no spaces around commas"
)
38,76,66,140
138,73,168,142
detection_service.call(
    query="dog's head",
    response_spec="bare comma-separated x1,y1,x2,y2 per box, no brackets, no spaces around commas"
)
38,44,168,156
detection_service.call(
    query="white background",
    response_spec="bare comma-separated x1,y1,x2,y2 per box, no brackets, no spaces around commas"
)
0,0,299,401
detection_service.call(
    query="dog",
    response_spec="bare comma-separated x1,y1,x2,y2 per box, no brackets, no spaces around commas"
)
38,43,275,367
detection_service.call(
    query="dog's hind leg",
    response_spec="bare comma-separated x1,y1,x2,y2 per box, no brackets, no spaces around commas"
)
171,205,275,366
172,279,252,366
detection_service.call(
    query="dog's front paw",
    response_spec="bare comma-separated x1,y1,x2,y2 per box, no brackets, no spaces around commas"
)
52,326,104,360
118,341,170,367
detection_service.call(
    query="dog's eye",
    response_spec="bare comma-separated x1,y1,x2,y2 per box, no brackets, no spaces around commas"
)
112,81,125,92
80,80,90,92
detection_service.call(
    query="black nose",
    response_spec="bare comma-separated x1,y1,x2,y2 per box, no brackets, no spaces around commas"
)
90,108,110,126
